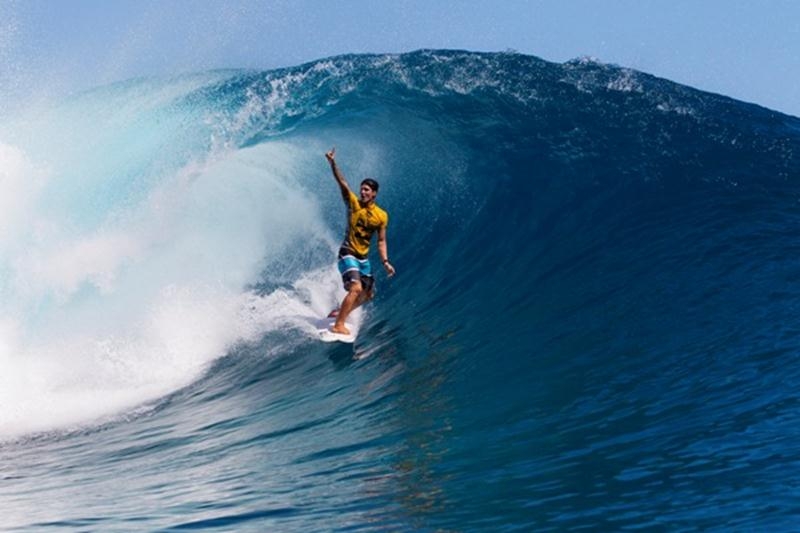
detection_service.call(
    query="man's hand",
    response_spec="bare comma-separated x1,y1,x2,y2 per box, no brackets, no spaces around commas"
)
326,147,336,165
384,261,396,277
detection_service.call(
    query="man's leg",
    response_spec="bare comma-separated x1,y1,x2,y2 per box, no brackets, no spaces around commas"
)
329,280,372,320
354,276,375,307
332,280,362,334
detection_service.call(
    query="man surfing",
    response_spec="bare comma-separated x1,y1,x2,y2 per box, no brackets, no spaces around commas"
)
326,148,395,335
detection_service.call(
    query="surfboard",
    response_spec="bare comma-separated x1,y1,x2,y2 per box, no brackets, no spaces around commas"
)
314,317,357,343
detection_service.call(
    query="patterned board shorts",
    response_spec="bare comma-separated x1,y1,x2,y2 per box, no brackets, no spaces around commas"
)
337,250,375,293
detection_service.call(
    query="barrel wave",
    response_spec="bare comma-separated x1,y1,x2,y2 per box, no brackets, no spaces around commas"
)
1,50,799,530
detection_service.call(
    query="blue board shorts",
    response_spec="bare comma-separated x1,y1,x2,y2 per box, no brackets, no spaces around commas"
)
338,248,375,293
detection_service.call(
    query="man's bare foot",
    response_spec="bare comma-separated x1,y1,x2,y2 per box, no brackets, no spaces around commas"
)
330,324,350,335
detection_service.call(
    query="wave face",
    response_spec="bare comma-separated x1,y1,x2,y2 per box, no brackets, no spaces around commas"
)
1,50,800,530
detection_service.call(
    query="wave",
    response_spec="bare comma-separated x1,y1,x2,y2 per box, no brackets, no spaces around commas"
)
1,50,800,530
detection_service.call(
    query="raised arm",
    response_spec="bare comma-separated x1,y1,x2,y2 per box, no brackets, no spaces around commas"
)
326,148,351,202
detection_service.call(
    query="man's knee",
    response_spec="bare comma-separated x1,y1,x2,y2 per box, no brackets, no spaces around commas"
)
346,281,363,295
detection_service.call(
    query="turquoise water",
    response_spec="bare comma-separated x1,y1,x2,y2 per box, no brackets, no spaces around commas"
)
1,51,799,531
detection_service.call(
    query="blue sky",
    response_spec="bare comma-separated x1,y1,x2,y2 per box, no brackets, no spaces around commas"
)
1,0,799,117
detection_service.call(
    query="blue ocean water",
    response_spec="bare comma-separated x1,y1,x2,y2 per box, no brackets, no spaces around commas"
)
1,50,800,531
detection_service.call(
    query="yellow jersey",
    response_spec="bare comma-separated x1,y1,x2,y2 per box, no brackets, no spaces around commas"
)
342,190,388,258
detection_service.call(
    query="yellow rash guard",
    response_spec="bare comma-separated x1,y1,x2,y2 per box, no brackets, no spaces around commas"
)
341,190,388,258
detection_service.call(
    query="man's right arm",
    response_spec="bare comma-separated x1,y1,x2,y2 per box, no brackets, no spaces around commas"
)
326,148,351,203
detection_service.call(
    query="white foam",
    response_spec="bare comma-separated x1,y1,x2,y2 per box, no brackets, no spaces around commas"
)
0,143,48,251
0,138,347,439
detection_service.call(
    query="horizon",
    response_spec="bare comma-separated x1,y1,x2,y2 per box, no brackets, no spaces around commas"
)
1,1,798,118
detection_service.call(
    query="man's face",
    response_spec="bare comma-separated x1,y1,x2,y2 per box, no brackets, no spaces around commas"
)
360,183,377,204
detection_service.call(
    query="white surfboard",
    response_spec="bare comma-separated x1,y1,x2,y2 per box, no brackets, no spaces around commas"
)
314,317,357,343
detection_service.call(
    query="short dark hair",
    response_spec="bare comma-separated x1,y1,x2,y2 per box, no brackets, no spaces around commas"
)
361,178,379,192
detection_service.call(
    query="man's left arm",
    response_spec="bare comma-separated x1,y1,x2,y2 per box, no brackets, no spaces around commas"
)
378,226,395,277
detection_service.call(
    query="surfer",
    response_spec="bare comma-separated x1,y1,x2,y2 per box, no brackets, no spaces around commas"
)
326,148,395,335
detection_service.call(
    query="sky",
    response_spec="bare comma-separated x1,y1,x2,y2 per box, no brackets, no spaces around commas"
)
1,0,799,117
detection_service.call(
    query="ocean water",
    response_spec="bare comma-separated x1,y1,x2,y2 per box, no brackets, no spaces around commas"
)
1,50,800,531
